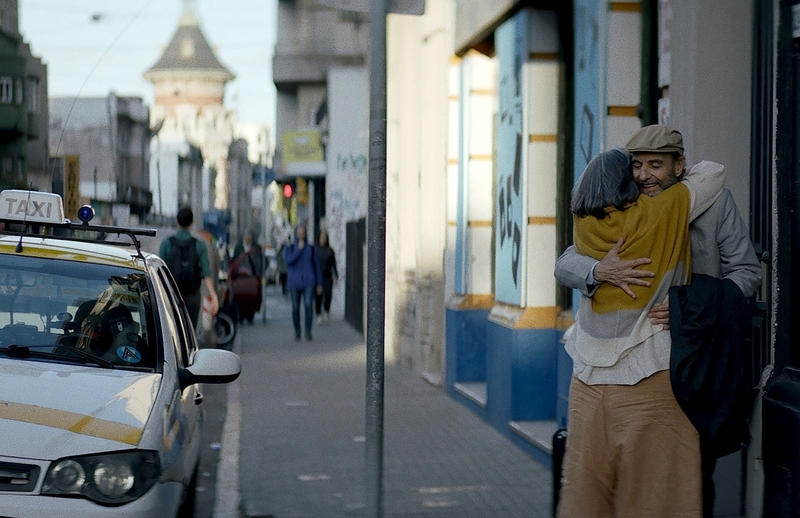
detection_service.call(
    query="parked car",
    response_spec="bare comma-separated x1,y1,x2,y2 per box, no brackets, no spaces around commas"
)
0,190,241,517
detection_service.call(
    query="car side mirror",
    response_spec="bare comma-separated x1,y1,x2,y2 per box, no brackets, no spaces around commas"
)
180,348,241,390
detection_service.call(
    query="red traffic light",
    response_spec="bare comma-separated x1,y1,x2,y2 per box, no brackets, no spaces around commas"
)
283,183,293,198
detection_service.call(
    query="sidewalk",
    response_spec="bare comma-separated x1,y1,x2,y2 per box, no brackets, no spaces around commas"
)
232,285,554,517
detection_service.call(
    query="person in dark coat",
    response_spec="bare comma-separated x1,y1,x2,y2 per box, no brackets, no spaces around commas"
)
314,230,338,324
283,223,322,341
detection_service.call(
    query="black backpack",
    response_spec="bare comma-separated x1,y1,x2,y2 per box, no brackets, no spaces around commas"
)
166,236,202,296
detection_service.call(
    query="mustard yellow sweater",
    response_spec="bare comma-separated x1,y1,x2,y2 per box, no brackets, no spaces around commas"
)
574,183,692,313
571,184,692,368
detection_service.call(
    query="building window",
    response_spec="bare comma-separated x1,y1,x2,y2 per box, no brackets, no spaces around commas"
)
180,38,195,59
0,77,12,104
26,77,39,114
14,78,23,105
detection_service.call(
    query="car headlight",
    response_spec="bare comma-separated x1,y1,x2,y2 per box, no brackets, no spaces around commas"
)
42,450,161,506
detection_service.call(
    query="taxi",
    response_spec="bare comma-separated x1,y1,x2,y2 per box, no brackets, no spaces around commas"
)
0,190,241,517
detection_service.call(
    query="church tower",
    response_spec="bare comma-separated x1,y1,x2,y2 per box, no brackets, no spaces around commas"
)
144,0,236,211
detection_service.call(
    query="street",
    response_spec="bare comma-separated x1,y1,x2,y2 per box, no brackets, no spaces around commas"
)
198,284,553,517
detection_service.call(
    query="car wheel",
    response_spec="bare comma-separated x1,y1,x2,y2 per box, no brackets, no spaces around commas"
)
177,465,198,518
215,311,236,347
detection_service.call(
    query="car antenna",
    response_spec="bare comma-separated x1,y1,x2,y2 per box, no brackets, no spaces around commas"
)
15,187,33,253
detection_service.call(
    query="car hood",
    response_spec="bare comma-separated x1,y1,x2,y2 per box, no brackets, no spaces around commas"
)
0,358,161,459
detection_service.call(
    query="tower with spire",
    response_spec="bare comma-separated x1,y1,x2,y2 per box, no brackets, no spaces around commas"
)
144,0,236,213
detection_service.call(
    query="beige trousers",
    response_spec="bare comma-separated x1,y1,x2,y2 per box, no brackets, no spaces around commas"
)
557,370,702,518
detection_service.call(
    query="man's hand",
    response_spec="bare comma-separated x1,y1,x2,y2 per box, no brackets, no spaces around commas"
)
316,285,323,296
648,302,670,329
203,278,220,315
593,238,655,299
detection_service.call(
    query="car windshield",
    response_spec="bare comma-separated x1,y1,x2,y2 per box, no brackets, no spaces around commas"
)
0,254,156,371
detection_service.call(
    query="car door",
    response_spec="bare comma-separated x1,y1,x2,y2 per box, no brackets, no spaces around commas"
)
153,265,204,485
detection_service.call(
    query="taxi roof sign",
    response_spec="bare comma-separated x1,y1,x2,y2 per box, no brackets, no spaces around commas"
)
0,190,66,225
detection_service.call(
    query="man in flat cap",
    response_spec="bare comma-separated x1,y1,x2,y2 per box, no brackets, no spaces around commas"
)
554,124,762,518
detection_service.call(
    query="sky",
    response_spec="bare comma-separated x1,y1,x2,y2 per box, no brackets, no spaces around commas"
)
18,0,277,127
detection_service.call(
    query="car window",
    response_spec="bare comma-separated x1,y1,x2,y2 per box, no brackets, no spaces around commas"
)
0,254,155,370
155,266,194,368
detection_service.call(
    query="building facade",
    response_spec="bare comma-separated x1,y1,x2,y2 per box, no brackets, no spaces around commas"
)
49,94,152,224
144,0,236,215
0,0,48,193
277,1,800,514
438,1,795,516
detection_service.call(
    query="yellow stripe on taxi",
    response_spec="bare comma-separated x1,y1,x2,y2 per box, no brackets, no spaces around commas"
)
0,400,144,445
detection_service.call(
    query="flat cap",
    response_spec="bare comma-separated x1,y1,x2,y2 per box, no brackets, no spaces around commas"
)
625,124,684,155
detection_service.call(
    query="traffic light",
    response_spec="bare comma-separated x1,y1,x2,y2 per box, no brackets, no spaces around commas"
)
280,180,296,212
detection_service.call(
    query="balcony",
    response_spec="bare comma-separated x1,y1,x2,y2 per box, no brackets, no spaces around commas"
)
273,53,365,88
0,104,26,135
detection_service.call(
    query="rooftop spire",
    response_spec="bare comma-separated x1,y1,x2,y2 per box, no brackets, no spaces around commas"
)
179,0,198,26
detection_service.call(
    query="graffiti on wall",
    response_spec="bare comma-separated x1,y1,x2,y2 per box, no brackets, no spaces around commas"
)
494,12,526,305
574,0,600,179
497,132,522,287
328,151,368,263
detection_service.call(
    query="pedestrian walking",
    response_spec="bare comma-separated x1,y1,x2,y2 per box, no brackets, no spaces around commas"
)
314,230,338,324
159,207,219,329
283,223,322,341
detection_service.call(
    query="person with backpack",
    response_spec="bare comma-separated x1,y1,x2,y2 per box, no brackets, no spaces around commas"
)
283,222,322,341
159,207,219,328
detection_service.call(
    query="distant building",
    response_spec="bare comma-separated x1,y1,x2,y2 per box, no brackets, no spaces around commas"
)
144,0,236,213
0,0,49,192
49,94,152,223
235,123,272,167
235,122,275,244
226,138,253,244
149,139,204,223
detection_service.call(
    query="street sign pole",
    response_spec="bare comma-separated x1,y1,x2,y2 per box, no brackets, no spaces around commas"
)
364,0,388,515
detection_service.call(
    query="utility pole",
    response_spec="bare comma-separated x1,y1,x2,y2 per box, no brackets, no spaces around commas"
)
364,0,388,515
360,0,424,515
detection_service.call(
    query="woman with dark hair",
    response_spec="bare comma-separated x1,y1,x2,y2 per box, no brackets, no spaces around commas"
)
314,231,338,324
557,148,726,518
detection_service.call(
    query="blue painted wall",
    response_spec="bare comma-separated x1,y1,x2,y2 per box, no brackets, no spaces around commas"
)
445,306,489,388
486,322,559,429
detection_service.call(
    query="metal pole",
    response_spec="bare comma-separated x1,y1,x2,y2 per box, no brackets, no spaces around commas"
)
262,168,268,323
365,0,387,515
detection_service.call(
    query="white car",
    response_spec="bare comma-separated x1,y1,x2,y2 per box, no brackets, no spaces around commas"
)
0,190,241,517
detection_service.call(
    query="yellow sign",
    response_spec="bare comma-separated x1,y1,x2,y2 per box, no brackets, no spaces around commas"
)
282,131,323,163
64,155,80,220
296,177,308,205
